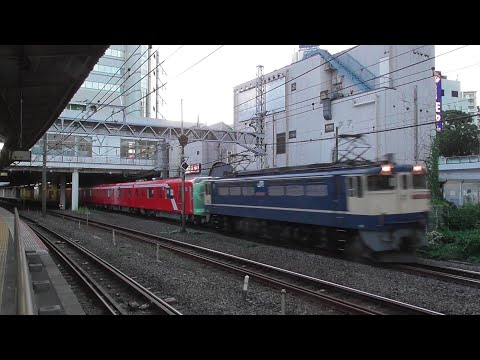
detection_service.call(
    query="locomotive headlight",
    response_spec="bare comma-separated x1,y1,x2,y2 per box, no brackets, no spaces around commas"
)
413,165,423,173
380,164,392,175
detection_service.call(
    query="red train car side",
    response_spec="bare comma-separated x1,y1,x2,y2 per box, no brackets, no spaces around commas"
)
81,178,196,221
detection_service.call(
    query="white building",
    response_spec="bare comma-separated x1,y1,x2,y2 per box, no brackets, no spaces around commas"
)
440,76,467,113
233,45,436,170
462,90,477,123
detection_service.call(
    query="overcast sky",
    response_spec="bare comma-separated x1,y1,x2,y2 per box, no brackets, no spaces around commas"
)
155,45,479,126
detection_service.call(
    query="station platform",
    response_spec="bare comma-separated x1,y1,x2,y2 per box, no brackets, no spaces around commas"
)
0,206,84,315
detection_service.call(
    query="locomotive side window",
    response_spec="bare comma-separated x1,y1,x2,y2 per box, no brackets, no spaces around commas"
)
242,186,255,196
367,175,395,191
147,188,154,199
305,184,328,197
229,186,241,196
218,185,229,196
413,174,427,189
286,184,304,196
268,186,285,196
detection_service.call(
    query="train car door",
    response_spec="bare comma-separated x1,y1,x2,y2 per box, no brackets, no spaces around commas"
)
204,181,212,205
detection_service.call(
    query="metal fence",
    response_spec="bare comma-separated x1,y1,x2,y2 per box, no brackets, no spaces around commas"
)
14,208,35,315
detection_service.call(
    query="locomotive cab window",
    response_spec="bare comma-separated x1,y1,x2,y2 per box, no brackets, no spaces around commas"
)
367,175,395,191
166,188,174,199
412,174,427,189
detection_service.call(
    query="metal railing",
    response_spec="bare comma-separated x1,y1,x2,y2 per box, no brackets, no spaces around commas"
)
14,208,35,315
439,155,480,164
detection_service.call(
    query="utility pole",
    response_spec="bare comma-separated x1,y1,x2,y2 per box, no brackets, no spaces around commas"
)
335,126,339,163
42,133,47,216
272,111,275,168
414,85,418,162
178,99,187,233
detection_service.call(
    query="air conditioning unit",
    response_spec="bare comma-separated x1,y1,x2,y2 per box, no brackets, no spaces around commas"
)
333,75,344,85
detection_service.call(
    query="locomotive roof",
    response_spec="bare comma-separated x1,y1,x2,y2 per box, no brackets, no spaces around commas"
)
209,164,417,183
87,177,198,189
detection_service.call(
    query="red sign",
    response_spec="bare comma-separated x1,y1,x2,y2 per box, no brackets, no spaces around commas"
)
186,163,201,174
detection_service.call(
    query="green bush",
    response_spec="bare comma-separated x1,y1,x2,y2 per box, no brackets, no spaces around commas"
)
442,204,480,230
426,229,480,261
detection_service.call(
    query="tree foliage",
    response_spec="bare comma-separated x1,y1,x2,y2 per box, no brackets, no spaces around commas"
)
425,134,442,202
438,110,480,157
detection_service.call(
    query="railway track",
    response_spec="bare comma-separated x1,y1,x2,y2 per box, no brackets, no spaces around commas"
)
48,210,442,315
390,263,480,289
21,215,181,316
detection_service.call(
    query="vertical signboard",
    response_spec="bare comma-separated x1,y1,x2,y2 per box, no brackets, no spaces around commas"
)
435,71,442,132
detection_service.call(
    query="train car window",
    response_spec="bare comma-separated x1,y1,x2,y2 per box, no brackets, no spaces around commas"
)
286,185,304,196
401,174,409,189
412,174,427,189
268,186,285,196
230,186,241,196
115,188,120,198
356,177,363,198
107,189,112,198
305,184,328,197
147,188,154,199
367,175,395,191
166,188,174,199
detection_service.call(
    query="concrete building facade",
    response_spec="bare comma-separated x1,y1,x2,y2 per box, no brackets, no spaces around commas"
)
72,45,167,120
233,45,436,170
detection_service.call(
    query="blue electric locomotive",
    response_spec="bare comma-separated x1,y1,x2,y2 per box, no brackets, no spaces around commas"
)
204,162,430,262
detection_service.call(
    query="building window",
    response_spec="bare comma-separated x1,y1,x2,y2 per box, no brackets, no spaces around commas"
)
67,104,86,112
441,89,444,96
120,139,157,159
276,132,286,154
291,82,296,91
452,91,459,97
289,130,296,139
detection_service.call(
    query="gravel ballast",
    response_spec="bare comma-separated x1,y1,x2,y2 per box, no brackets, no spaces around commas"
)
26,209,480,315
23,210,339,315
